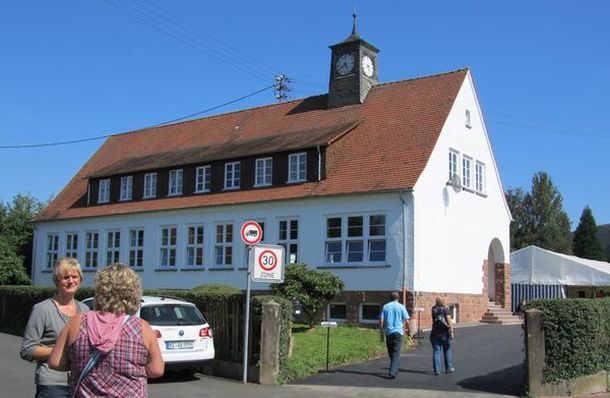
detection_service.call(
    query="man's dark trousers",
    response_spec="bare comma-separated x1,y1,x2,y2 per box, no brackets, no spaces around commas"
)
385,332,403,378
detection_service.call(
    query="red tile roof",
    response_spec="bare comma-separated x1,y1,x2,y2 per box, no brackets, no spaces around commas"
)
35,69,468,222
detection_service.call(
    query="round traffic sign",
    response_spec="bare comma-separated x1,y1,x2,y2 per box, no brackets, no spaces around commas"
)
258,250,278,271
241,221,262,245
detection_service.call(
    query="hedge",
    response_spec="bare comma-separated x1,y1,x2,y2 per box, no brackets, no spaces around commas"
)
525,297,610,383
0,285,293,374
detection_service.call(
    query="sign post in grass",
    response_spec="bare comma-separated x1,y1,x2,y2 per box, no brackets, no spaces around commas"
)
320,321,337,373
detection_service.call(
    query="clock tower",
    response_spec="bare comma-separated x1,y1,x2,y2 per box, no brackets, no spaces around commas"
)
328,14,379,108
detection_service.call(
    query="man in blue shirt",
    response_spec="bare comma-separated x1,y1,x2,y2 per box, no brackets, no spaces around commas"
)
379,291,410,379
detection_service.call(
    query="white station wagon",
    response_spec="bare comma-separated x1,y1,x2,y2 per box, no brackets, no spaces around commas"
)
82,295,215,371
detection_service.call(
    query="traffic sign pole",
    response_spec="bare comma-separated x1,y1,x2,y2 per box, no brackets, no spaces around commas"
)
243,246,252,384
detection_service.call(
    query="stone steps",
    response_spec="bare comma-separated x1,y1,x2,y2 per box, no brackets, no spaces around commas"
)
480,301,523,325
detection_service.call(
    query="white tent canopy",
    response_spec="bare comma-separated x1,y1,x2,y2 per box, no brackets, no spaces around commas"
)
511,245,610,286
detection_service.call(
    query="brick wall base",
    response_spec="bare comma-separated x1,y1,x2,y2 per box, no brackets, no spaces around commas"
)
321,289,488,329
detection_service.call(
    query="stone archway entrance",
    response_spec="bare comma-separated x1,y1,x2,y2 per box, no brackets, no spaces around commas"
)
487,238,510,308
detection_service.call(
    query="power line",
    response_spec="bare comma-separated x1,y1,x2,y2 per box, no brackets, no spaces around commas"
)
0,84,274,149
488,119,610,140
137,0,279,77
100,0,272,83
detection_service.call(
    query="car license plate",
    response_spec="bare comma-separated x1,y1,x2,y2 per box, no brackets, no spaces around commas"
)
166,340,194,350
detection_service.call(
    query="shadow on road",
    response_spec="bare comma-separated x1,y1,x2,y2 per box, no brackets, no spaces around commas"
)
458,364,525,396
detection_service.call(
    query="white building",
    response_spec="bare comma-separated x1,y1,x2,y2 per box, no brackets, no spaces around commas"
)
32,23,511,325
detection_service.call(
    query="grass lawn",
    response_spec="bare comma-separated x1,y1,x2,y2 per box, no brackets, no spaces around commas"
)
284,324,414,382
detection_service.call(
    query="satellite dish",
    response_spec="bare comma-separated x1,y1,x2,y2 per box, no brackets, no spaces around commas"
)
448,174,462,193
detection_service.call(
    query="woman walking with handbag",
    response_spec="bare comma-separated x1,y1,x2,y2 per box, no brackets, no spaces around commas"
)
49,263,164,397
429,296,455,375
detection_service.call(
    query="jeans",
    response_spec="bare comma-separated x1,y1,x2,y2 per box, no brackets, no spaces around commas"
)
35,385,69,398
385,332,403,377
430,335,453,374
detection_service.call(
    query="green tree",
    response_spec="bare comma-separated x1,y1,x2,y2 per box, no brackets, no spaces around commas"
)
506,188,528,251
0,194,45,277
0,236,31,285
572,206,606,261
523,172,572,253
505,172,572,253
271,263,344,328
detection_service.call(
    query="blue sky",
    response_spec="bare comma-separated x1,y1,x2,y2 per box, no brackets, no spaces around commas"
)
1,1,608,226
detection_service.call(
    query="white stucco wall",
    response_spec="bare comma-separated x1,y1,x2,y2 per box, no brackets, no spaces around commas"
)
32,192,412,292
412,71,511,295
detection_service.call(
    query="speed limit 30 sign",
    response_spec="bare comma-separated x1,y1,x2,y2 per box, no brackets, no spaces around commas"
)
249,244,285,283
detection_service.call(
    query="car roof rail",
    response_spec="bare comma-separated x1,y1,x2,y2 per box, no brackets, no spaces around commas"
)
144,294,188,302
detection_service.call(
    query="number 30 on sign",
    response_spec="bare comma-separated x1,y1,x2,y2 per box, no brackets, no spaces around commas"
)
249,244,285,283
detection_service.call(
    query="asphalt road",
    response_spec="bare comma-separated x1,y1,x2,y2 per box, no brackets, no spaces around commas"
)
294,324,526,396
1,324,523,398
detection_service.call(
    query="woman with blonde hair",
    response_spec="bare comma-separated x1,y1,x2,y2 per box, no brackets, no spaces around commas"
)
20,258,89,398
430,296,455,375
50,263,164,397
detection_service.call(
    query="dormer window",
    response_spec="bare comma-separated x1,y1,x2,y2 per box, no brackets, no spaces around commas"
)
224,161,240,189
144,173,157,198
168,169,183,196
195,166,211,193
288,152,307,183
120,176,133,201
255,157,273,187
98,179,110,203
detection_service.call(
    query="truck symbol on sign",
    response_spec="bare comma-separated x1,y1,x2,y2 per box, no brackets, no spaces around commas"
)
245,230,258,238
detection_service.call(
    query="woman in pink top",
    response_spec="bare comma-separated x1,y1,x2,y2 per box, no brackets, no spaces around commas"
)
49,263,164,397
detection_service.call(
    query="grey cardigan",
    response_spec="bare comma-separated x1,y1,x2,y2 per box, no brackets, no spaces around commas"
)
20,298,88,386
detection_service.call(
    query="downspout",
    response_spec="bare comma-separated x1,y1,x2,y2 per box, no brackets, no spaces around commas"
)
399,190,410,306
31,225,38,286
316,145,322,181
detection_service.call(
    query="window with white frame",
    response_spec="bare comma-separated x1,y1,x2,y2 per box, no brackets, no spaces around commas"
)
462,155,472,189
465,109,472,128
195,166,211,193
168,169,183,195
144,173,157,198
288,152,307,183
243,221,265,266
214,223,233,266
160,227,177,267
475,161,486,193
324,214,386,265
224,162,240,189
449,149,459,180
255,157,273,187
65,232,78,259
186,224,204,267
360,303,381,324
120,176,133,201
46,234,59,269
128,228,144,268
98,179,110,203
85,231,99,268
278,219,298,264
328,303,347,322
106,230,121,265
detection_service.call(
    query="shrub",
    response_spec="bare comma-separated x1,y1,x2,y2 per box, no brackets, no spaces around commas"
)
192,283,241,297
525,297,610,383
271,263,344,329
0,237,30,285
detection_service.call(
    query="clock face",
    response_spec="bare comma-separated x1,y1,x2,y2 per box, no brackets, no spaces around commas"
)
336,53,355,76
362,55,374,77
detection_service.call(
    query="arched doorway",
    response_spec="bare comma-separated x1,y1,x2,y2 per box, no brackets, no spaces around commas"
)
487,238,506,302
